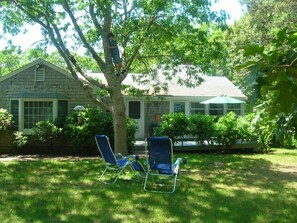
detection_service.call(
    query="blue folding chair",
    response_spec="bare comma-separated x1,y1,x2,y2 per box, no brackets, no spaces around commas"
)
95,135,145,185
144,136,184,193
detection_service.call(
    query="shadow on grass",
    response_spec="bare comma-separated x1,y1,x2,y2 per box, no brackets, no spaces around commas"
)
0,151,296,222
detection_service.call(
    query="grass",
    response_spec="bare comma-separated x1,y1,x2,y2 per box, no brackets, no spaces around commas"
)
0,149,297,223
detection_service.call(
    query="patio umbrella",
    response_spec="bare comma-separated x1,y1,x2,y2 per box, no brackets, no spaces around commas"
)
200,95,245,104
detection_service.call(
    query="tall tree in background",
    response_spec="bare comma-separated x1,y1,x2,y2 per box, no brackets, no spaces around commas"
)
0,0,227,154
221,0,297,87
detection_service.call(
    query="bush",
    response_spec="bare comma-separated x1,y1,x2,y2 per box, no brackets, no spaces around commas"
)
236,113,258,143
64,108,137,151
13,131,28,148
32,121,62,148
189,114,216,145
214,112,240,150
154,113,191,143
127,118,138,151
0,108,13,132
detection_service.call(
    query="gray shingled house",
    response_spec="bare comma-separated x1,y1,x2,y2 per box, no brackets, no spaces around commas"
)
0,58,247,139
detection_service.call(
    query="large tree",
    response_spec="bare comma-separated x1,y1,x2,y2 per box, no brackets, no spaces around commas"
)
0,0,226,154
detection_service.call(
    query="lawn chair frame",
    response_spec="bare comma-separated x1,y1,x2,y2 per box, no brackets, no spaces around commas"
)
144,136,182,193
95,134,144,185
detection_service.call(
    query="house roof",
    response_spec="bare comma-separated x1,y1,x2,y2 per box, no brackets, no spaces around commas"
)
81,72,247,101
119,73,247,100
0,58,246,101
0,58,73,82
165,76,246,98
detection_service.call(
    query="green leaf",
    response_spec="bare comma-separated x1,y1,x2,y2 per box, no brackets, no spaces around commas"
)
235,60,257,71
243,45,265,57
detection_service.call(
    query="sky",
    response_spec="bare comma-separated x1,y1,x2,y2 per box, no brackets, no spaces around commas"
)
211,0,244,23
0,0,244,51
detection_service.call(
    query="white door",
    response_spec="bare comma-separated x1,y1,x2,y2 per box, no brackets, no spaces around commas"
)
126,99,144,139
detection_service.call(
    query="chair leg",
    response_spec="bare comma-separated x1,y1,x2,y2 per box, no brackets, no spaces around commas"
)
144,172,179,193
99,166,125,185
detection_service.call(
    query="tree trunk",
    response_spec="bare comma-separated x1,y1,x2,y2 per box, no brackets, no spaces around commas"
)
111,84,128,155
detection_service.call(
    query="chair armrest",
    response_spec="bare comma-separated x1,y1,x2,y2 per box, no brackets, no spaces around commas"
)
172,158,183,174
115,153,124,159
124,155,139,161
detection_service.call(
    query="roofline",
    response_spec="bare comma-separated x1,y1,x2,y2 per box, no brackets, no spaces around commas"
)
0,58,73,82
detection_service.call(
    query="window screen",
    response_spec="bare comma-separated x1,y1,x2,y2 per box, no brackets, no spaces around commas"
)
24,101,53,128
129,101,140,119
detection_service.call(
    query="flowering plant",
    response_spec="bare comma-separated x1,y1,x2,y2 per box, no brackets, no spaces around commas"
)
0,108,13,131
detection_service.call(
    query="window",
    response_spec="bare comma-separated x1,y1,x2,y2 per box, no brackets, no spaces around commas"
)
190,102,205,115
24,101,53,129
174,102,185,113
227,104,241,115
35,68,45,81
10,100,19,130
129,101,140,119
57,100,69,126
209,104,224,116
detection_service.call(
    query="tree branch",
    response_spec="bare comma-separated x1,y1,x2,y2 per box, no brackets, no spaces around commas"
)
125,14,161,69
278,57,297,68
62,0,106,71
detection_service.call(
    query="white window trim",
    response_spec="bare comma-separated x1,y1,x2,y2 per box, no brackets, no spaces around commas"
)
35,68,45,82
189,102,206,115
21,98,58,134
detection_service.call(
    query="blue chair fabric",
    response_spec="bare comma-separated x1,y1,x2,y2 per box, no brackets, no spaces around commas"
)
144,136,183,193
95,134,145,184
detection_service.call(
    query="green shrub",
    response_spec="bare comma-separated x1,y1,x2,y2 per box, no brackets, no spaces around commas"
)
13,131,28,148
236,113,258,143
0,108,13,132
189,114,216,145
32,121,62,143
214,112,240,150
154,113,190,143
64,109,113,149
64,108,137,150
127,118,138,151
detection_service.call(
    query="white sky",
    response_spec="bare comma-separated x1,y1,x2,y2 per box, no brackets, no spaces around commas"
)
0,0,244,51
211,0,244,23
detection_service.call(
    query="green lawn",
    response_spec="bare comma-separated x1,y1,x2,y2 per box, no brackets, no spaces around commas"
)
0,149,297,223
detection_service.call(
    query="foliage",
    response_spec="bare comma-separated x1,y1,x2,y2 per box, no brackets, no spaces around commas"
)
0,46,22,76
189,114,216,145
222,0,297,92
236,113,258,142
214,112,240,149
64,108,137,151
0,108,13,132
12,131,28,148
126,118,138,151
154,113,191,143
32,121,62,143
154,112,279,150
239,28,297,150
64,109,113,149
0,0,228,154
272,113,297,149
241,28,297,112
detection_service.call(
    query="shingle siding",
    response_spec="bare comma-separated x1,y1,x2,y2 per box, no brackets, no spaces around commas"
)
0,62,95,118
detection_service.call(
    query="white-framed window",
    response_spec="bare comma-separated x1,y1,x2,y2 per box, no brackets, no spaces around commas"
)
227,104,241,116
173,102,185,113
35,68,45,81
209,104,224,116
190,102,205,115
10,99,69,132
24,101,53,128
